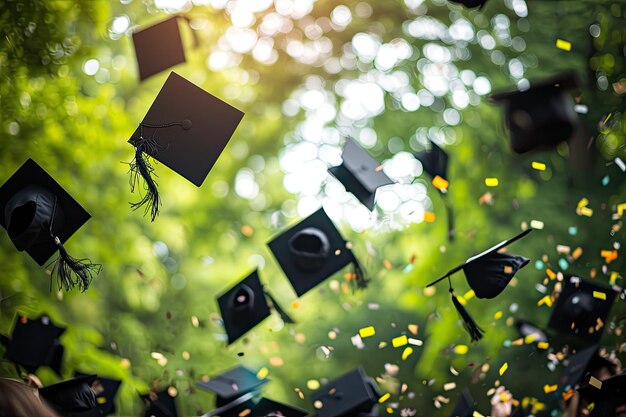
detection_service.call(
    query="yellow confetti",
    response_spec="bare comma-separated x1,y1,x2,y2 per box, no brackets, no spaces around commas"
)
443,382,457,391
524,334,537,344
544,384,558,394
485,177,499,187
97,397,107,404
359,326,376,338
578,198,589,209
537,342,550,350
579,207,593,217
494,311,503,320
386,407,393,414
473,411,485,417
307,380,320,390
556,38,572,51
378,342,387,349
499,362,508,376
593,291,606,300
378,393,391,403
532,162,546,171
617,203,626,217
257,367,269,379
392,335,408,348
432,175,449,190
402,347,414,360
424,211,436,222
463,290,475,300
537,295,553,307
120,358,131,369
182,351,190,360
610,272,619,285
589,376,602,389
454,345,469,354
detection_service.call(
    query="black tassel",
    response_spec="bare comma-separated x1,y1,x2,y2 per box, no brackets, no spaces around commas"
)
263,289,294,324
49,237,101,293
350,255,369,290
128,139,161,222
450,289,484,342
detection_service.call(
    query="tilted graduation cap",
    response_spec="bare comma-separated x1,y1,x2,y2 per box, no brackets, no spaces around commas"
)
448,0,488,8
577,372,626,417
426,229,532,342
490,71,579,154
39,374,97,414
268,208,368,297
558,344,619,394
414,139,454,241
311,367,380,417
132,15,198,81
216,270,293,345
449,389,474,417
547,275,616,346
196,365,270,408
328,138,394,211
140,389,178,417
127,72,244,221
201,396,308,417
72,372,121,417
4,315,65,376
0,159,100,292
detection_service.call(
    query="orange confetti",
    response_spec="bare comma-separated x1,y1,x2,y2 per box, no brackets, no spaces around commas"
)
424,211,436,222
241,225,254,237
562,390,575,401
269,357,284,366
375,165,384,172
572,247,583,260
601,250,618,263
432,175,449,190
546,269,556,280
479,192,493,205
291,301,300,309
408,324,419,335
383,259,392,270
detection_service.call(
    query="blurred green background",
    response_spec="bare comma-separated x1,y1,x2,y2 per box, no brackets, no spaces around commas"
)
0,0,625,416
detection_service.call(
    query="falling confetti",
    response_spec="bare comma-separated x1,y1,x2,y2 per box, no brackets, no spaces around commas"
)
408,324,419,335
392,335,408,348
532,162,546,171
601,250,618,263
499,362,508,376
485,178,499,187
402,347,414,360
424,212,436,222
257,367,269,379
360,326,376,338
530,220,544,229
454,345,469,354
544,384,558,394
379,393,391,403
592,291,606,300
537,295,553,307
589,376,602,389
556,38,572,51
307,380,320,390
443,382,456,391
432,176,449,190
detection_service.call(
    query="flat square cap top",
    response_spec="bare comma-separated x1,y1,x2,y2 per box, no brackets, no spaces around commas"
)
0,159,91,265
559,344,599,391
216,270,271,345
197,365,270,401
141,389,178,417
5,315,65,374
577,373,626,417
73,372,122,417
39,374,97,413
449,389,474,417
132,16,186,81
311,367,380,417
268,208,355,297
129,72,244,187
328,138,393,211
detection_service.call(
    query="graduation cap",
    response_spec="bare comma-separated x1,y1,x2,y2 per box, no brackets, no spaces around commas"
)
132,15,198,81
72,373,121,417
489,71,579,154
547,275,616,346
201,396,308,417
140,389,178,417
449,389,474,417
426,229,532,342
577,372,626,417
328,137,394,211
0,159,100,292
216,270,293,345
558,344,618,394
268,207,368,297
414,139,454,241
196,365,270,407
39,374,97,414
4,315,65,376
311,367,380,417
127,72,244,221
448,0,488,8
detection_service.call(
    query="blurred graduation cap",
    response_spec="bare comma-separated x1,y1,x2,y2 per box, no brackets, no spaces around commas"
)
328,137,393,211
140,389,178,417
268,207,368,297
216,270,293,345
4,315,65,376
311,367,380,417
196,365,270,407
490,71,579,154
448,0,488,8
39,374,97,414
426,229,532,342
558,344,617,393
414,139,454,241
201,396,308,417
132,15,198,81
127,72,244,221
0,159,100,292
547,275,616,346
449,389,474,417
577,372,626,417
72,372,121,417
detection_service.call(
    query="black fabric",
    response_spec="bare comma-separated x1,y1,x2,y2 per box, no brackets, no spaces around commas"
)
463,252,530,299
311,367,380,417
449,389,474,417
196,365,269,402
5,315,65,374
4,185,57,252
448,0,487,8
71,373,121,417
577,372,626,417
141,390,178,417
288,227,330,271
39,375,97,413
414,139,448,181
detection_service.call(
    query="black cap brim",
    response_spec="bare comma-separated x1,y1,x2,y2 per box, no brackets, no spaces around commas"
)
132,16,186,81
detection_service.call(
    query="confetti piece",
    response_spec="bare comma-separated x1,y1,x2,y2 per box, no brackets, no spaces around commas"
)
432,175,449,190
182,351,190,360
556,38,572,51
615,157,626,172
485,178,499,187
602,175,610,186
473,411,485,417
120,358,131,369
579,207,593,217
537,342,549,350
593,291,606,300
617,203,626,217
269,357,284,366
499,363,508,376
463,290,475,300
392,335,408,348
424,211,436,222
360,326,376,338
241,225,254,237
546,269,556,280
524,334,537,344
383,259,392,270
379,393,391,403
408,324,419,335
589,376,602,389
257,367,269,379
562,390,575,401
375,165,384,172
544,384,558,394
494,311,503,320
568,226,578,235
454,345,469,354
574,104,588,114
610,272,619,285
530,220,544,229
307,380,321,390
408,338,423,346
97,397,107,404
572,247,583,260
558,258,569,270
443,382,457,391
532,162,546,171
537,295,553,307
601,250,618,263
402,347,414,360
578,198,589,209
479,192,493,205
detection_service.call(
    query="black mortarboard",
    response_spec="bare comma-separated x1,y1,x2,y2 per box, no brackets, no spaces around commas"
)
201,396,308,417
127,71,244,221
72,373,121,417
140,389,178,417
448,0,488,8
197,365,269,406
268,208,368,297
577,372,626,417
328,137,394,211
490,71,579,154
132,16,197,81
311,367,380,417
426,229,532,341
39,375,97,414
4,315,65,376
449,389,474,417
216,270,293,344
557,344,618,393
547,275,616,346
0,159,100,292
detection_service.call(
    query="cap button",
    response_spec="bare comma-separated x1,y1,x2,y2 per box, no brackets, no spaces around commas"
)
182,119,192,130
